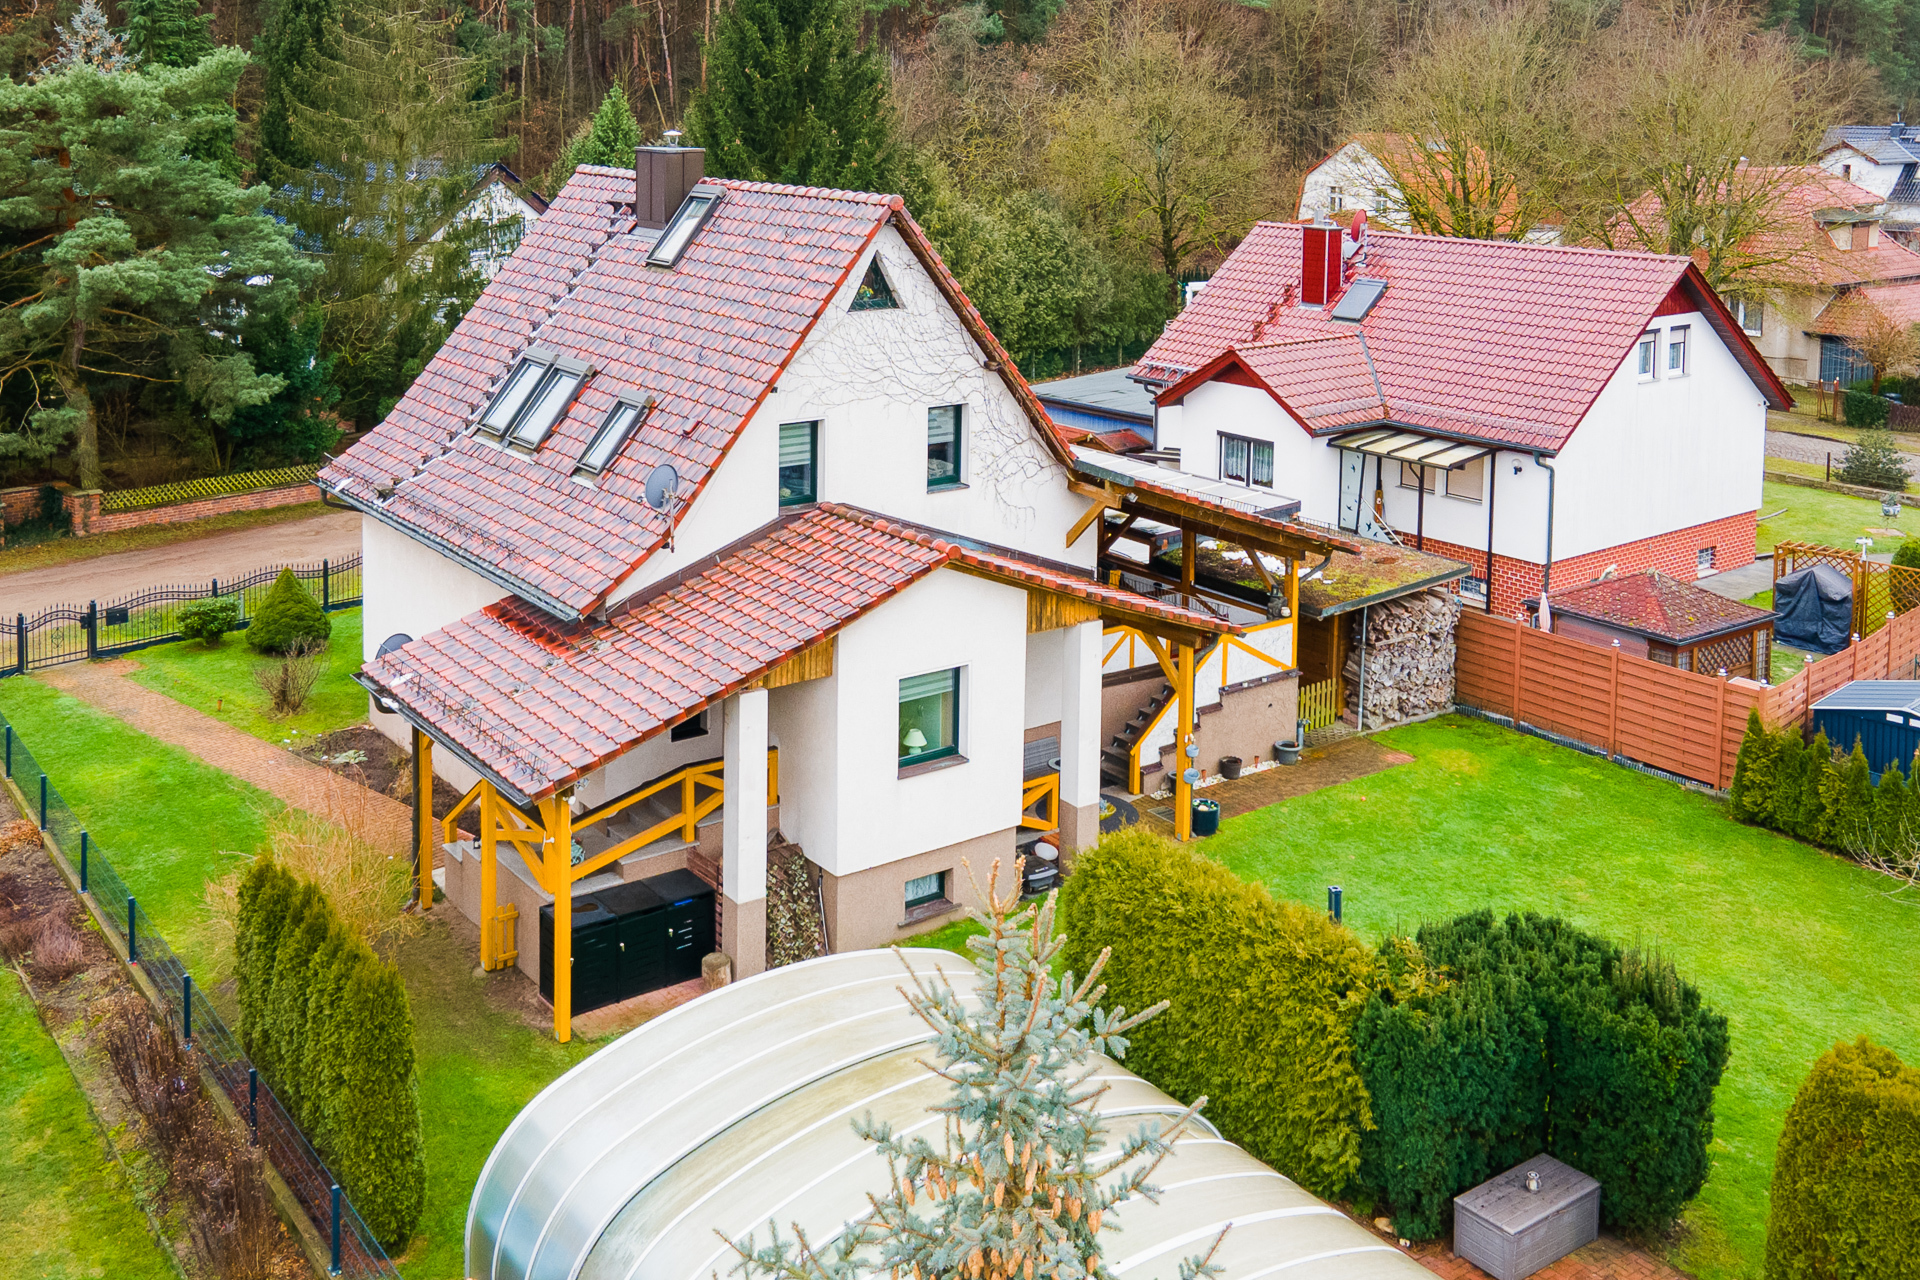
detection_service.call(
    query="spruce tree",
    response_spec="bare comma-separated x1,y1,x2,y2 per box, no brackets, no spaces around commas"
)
255,0,338,184
124,0,213,68
546,83,643,195
34,0,134,76
684,0,901,193
279,0,510,424
0,49,312,488
728,864,1224,1280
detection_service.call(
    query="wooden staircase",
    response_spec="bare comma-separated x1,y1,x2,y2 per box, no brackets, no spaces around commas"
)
1101,682,1172,789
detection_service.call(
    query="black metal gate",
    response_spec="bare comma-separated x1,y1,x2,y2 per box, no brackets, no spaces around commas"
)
2,555,362,678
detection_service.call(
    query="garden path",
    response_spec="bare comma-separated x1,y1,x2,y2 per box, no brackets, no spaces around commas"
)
34,659,411,856
1409,1234,1691,1280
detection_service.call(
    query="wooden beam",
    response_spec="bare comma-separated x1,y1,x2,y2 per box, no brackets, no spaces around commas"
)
1065,492,1117,548
412,729,434,909
1124,492,1351,560
1242,545,1276,591
542,792,574,1044
1174,642,1195,842
1097,512,1140,558
1030,591,1103,633
479,782,500,972
743,638,833,690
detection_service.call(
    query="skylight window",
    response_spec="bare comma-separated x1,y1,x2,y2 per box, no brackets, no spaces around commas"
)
851,258,898,311
576,395,652,476
1329,278,1386,322
646,188,721,268
478,348,591,448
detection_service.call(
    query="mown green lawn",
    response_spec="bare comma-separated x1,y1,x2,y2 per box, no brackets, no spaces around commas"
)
124,608,368,746
0,677,281,981
0,969,176,1280
1757,478,1920,555
0,671,596,1277
1202,715,1919,1280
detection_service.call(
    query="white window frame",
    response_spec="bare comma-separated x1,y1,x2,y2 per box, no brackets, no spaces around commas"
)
1667,325,1690,377
1219,433,1274,489
1444,459,1484,503
1398,461,1437,493
1637,332,1659,381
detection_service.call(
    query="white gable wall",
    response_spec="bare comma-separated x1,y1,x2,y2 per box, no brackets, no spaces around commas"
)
1551,311,1766,561
1297,144,1401,226
1820,145,1900,200
360,515,509,662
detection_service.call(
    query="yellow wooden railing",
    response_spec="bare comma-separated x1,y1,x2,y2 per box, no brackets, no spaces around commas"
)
1105,618,1296,795
1020,772,1060,831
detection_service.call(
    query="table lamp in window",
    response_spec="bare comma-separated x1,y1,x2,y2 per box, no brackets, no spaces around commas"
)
902,727,928,754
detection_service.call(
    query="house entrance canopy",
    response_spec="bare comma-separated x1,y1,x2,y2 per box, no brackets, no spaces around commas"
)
1333,426,1491,472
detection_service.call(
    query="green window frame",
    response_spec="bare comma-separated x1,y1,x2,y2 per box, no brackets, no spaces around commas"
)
927,405,963,489
779,421,818,506
904,870,948,909
898,668,960,765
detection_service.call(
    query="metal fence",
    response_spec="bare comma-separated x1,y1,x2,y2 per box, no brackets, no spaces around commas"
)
99,464,322,514
3,555,361,678
0,712,399,1280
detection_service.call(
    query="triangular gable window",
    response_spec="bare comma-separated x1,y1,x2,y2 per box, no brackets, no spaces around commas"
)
850,258,898,311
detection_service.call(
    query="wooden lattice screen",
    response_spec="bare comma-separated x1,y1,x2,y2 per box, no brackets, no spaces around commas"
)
100,464,321,513
1774,541,1920,640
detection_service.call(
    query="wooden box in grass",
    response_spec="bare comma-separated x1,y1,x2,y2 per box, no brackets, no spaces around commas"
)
1453,1155,1599,1280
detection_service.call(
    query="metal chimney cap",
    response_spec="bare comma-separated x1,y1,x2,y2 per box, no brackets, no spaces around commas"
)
662,129,685,146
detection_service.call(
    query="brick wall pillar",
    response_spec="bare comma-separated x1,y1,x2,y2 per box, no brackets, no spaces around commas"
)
59,487,101,536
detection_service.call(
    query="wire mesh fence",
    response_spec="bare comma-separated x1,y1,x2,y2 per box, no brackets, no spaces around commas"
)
0,711,400,1280
2,555,361,677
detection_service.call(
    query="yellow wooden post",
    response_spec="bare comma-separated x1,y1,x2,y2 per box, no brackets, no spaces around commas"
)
1174,641,1195,841
412,730,435,909
544,793,574,1044
1287,560,1301,668
680,770,697,842
478,782,499,971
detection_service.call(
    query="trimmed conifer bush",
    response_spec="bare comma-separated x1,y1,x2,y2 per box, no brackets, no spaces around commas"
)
264,898,333,1123
1896,537,1920,570
325,958,427,1248
235,859,298,1063
246,567,330,653
1843,389,1892,431
1792,729,1834,845
1058,828,1384,1198
1729,710,1780,825
1765,1037,1920,1280
1823,739,1876,854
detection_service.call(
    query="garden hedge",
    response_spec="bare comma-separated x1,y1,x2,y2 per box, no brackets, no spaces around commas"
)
246,567,330,653
1731,713,1920,862
1844,388,1891,430
1058,829,1384,1198
234,859,425,1248
1354,911,1727,1239
177,596,240,645
1766,1037,1920,1280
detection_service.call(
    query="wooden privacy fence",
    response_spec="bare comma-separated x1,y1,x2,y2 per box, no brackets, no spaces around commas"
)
1454,607,1920,789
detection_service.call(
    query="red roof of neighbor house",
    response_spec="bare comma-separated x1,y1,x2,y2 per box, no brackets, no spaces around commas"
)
1138,223,1792,453
360,504,1228,799
1547,570,1774,644
319,167,1080,620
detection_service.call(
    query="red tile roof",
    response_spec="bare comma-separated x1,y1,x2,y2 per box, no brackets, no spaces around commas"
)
361,505,1227,799
1139,223,1791,452
320,168,1077,619
1547,570,1774,644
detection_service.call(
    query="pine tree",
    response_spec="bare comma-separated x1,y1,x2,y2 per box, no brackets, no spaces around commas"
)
279,0,511,425
728,864,1225,1280
34,0,135,77
1728,710,1779,825
0,49,312,488
545,83,643,195
255,0,339,184
684,0,901,193
124,0,213,68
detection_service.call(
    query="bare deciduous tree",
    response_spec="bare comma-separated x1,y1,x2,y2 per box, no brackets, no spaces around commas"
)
1820,294,1920,392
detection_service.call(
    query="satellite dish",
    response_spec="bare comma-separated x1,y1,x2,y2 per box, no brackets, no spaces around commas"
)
644,463,680,513
1349,208,1367,241
377,633,413,658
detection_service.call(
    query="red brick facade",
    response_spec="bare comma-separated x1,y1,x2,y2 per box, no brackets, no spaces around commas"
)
1411,509,1759,619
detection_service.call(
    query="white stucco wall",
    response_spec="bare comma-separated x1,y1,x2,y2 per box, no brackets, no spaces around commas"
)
1549,311,1767,560
1023,627,1064,730
1820,145,1899,200
360,515,509,663
1297,144,1399,226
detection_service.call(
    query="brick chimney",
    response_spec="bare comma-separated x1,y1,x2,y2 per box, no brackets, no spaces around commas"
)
635,138,705,229
1301,222,1342,307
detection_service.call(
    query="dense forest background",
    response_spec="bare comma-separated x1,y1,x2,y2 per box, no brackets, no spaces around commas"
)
0,0,1912,492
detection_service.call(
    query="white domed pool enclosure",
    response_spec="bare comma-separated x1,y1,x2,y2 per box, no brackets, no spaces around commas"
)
468,949,1432,1280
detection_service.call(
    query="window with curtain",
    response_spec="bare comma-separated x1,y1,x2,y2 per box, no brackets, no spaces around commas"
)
898,668,959,765
1219,434,1273,487
927,405,962,488
1668,325,1689,376
904,870,948,908
1637,332,1658,379
779,421,817,506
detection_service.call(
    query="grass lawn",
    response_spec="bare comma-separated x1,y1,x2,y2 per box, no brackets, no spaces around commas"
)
1203,715,1919,1280
124,608,368,746
1757,478,1919,555
0,500,334,577
0,677,281,982
0,969,176,1280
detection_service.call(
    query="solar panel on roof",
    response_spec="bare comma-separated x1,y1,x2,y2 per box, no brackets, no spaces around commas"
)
1329,277,1387,322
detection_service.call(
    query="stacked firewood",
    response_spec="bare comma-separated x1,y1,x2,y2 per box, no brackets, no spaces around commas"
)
764,838,828,969
1343,589,1461,726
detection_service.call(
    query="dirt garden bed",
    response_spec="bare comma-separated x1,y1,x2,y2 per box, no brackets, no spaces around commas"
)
300,723,468,820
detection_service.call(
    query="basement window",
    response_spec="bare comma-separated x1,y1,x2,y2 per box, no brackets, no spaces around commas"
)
904,870,948,910
575,395,652,476
851,258,898,311
646,187,722,268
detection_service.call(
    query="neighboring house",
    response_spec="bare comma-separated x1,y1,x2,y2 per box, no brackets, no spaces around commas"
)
437,162,549,279
1296,134,1557,243
1032,368,1154,451
1819,121,1920,246
319,146,1354,1040
1129,219,1793,621
1535,570,1776,679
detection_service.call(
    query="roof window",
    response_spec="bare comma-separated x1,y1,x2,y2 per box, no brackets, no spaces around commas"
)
1329,278,1386,322
479,348,592,448
645,187,722,268
850,258,898,311
576,395,652,476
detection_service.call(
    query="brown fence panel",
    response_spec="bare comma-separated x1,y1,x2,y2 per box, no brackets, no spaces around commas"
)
1455,611,1522,718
